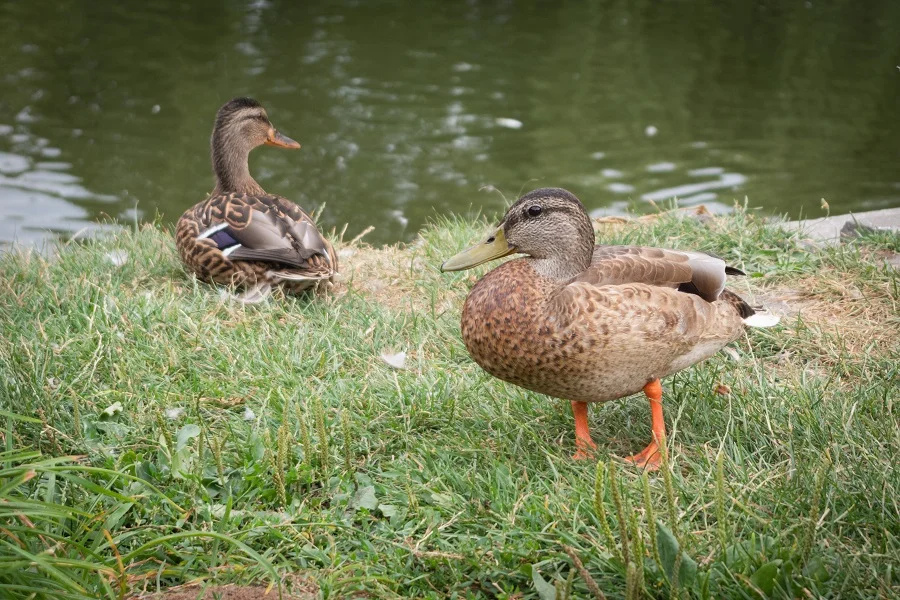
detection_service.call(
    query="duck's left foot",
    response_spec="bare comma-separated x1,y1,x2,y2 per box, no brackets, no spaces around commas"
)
573,437,598,460
623,378,667,471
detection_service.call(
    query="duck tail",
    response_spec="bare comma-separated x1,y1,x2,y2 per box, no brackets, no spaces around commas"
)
720,289,780,327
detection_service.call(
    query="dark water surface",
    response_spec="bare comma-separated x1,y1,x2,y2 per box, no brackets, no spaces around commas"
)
1,0,898,246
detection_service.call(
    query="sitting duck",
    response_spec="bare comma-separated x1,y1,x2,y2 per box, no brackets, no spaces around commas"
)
176,98,338,300
441,188,777,468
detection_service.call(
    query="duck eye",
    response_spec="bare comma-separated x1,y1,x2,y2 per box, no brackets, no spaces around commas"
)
527,205,542,217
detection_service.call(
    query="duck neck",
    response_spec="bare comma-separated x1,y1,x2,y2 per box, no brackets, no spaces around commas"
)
530,249,593,281
210,132,265,196
528,218,596,281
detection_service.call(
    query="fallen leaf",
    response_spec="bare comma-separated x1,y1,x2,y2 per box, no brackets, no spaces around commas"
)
351,485,378,511
201,396,246,408
175,424,201,452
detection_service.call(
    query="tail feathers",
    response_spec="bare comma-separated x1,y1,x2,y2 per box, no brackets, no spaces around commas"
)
267,270,330,282
720,289,756,319
720,289,780,326
743,313,780,328
219,283,271,304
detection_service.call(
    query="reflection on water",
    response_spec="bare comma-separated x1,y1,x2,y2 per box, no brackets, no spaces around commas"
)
0,128,118,246
0,0,898,247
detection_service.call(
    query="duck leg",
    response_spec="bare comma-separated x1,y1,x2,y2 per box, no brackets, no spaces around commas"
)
571,401,597,460
625,379,666,470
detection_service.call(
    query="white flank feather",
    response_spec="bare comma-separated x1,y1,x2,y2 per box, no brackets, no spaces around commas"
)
743,313,780,328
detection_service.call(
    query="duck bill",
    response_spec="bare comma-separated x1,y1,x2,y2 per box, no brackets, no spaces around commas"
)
440,224,515,272
265,127,301,149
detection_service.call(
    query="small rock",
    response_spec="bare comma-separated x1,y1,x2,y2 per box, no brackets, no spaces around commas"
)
840,220,876,240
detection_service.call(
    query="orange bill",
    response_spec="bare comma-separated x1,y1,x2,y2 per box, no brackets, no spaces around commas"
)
265,127,301,149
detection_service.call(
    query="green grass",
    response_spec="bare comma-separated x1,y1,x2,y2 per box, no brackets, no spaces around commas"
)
1,207,898,599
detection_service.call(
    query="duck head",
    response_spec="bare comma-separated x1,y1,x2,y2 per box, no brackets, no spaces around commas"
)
441,187,595,280
210,97,300,194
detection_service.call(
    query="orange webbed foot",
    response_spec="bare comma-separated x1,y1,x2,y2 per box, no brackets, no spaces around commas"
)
622,378,666,471
625,441,661,471
570,401,596,460
573,438,598,460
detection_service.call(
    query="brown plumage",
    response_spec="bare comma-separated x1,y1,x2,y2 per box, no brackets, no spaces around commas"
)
176,98,338,298
441,187,777,468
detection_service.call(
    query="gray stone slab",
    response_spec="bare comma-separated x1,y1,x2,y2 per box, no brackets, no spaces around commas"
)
781,207,900,244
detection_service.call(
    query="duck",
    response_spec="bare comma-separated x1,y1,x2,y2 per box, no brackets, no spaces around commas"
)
176,97,338,301
441,188,777,468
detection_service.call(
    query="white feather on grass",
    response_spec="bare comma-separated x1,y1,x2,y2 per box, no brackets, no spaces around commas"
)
380,351,407,370
102,402,123,417
106,250,128,267
165,407,185,420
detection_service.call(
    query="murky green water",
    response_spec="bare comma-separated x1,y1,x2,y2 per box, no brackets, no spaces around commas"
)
1,0,898,247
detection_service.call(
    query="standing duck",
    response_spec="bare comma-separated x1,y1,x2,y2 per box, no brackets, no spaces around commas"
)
176,98,338,300
441,188,777,468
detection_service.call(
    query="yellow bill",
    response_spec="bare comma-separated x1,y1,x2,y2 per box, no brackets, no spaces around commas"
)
440,224,516,272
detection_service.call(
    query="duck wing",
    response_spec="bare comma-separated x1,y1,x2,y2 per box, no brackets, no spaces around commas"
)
571,245,743,303
197,193,333,270
549,246,749,355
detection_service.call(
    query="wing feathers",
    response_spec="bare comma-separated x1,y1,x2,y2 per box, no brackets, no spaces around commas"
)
579,245,743,302
213,204,331,270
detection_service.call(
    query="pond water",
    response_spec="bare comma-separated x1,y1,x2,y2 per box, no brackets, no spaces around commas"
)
1,0,898,247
